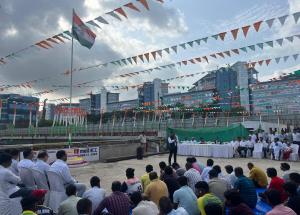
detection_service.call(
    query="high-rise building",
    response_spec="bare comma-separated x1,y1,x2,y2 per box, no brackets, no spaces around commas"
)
45,103,56,120
79,98,91,114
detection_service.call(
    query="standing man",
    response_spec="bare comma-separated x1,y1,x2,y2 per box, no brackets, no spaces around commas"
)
168,132,178,165
139,132,147,152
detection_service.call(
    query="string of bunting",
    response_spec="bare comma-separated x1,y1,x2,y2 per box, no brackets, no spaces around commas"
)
0,0,164,66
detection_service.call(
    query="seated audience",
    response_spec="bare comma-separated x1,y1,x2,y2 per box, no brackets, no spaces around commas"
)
172,163,185,177
184,162,202,193
282,182,300,215
163,166,179,202
32,189,54,215
204,203,223,215
208,169,230,202
237,138,248,158
187,157,205,174
159,161,167,181
82,176,106,214
21,195,39,215
77,198,92,215
280,163,293,182
121,168,142,195
18,149,35,170
234,167,257,208
201,159,214,182
247,162,268,188
266,167,288,202
159,196,188,215
282,141,293,160
195,181,222,215
130,191,159,215
224,165,237,188
173,176,199,215
50,150,86,197
9,148,19,176
141,164,153,191
224,189,254,215
58,184,81,215
265,189,296,215
246,136,255,157
212,165,225,179
144,172,168,206
93,181,131,215
33,151,50,174
289,173,300,195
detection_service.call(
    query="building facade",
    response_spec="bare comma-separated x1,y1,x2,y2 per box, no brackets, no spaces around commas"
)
107,99,139,112
45,103,56,120
79,98,92,114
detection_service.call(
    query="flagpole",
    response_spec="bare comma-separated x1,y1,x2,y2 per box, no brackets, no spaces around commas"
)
69,9,74,149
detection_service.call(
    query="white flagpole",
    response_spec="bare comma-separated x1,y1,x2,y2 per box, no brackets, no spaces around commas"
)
29,108,32,127
13,102,16,126
70,10,74,107
0,99,2,120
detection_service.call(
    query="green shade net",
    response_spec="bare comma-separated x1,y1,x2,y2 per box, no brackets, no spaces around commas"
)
294,70,300,76
167,124,249,142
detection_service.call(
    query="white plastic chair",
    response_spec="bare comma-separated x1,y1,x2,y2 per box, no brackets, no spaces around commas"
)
32,169,50,206
289,144,299,161
47,170,67,213
253,143,263,159
19,167,37,189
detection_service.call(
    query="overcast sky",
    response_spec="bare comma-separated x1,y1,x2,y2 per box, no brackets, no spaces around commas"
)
0,0,300,103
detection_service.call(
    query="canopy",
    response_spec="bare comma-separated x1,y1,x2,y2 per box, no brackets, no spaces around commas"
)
167,124,249,142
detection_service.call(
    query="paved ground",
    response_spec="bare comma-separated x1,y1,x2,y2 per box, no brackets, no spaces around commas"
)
71,154,300,193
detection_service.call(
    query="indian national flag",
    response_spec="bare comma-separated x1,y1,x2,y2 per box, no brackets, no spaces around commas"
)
72,10,96,49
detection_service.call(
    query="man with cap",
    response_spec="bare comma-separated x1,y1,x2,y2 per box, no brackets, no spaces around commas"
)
121,168,143,195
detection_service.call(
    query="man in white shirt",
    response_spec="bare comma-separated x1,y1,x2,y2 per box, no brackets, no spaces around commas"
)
9,149,19,176
131,191,159,215
224,165,237,188
33,150,50,174
247,136,255,157
0,152,21,195
58,184,81,215
50,150,86,197
139,132,147,152
17,149,35,170
292,128,300,156
269,138,283,160
237,138,248,158
82,176,106,214
184,162,202,193
201,159,214,182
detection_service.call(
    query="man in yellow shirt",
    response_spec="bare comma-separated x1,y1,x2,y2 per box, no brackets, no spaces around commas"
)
247,162,268,188
141,164,153,191
144,172,168,206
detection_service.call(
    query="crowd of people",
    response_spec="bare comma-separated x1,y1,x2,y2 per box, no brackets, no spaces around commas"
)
0,147,300,215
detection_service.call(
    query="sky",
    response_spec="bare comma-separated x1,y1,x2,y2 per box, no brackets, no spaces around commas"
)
0,0,299,103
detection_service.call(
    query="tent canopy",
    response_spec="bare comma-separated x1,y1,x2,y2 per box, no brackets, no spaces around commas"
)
167,124,249,142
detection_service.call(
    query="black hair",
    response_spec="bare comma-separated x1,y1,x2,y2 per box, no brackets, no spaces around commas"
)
23,149,33,159
280,163,290,171
66,184,77,196
185,162,193,170
289,173,300,184
186,157,193,163
111,181,122,192
56,150,66,159
207,159,214,166
90,176,100,187
208,169,218,178
159,196,173,214
77,198,92,214
204,203,223,215
9,149,19,157
149,172,158,181
130,191,142,206
225,165,233,174
126,168,135,178
283,182,298,196
177,176,188,187
164,166,173,175
224,189,242,205
159,161,167,170
37,151,48,159
190,157,197,163
0,152,12,165
21,196,38,211
195,181,209,192
146,165,153,173
265,189,282,206
247,162,254,168
234,167,243,177
213,165,221,174
266,168,277,178
172,163,180,169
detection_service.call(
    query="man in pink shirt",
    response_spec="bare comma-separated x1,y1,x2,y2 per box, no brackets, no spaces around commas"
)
265,189,296,215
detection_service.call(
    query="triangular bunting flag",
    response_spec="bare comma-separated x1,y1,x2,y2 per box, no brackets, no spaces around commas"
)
258,60,264,66
265,18,275,28
203,56,209,63
195,57,201,62
52,35,65,43
115,7,128,18
231,29,239,40
187,41,194,47
156,0,164,3
240,47,247,53
177,62,182,66
276,38,284,46
242,25,251,37
257,43,264,49
64,30,73,38
164,48,170,54
189,59,195,64
47,38,59,44
293,12,300,23
224,51,231,57
144,53,150,62
210,54,217,59
286,36,294,43
127,58,132,64
217,52,225,58
106,11,122,21
151,51,156,60
180,43,186,49
111,61,117,66
95,16,109,24
265,41,274,47
253,21,263,32
293,54,299,60
248,45,256,51
137,0,150,10
212,34,219,40
42,40,53,48
231,49,239,55
171,46,177,53
194,39,201,45
58,33,71,40
138,54,144,62
157,50,162,58
266,59,271,66
275,57,281,64
182,60,187,65
124,2,141,12
283,56,289,62
132,56,138,64
87,20,101,28
219,32,227,41
202,37,208,43
121,59,127,65
116,61,122,66
278,15,288,26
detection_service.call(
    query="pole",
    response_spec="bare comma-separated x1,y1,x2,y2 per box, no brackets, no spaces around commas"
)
69,10,74,147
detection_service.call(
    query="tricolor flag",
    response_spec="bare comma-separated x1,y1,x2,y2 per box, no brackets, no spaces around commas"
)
72,10,96,49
